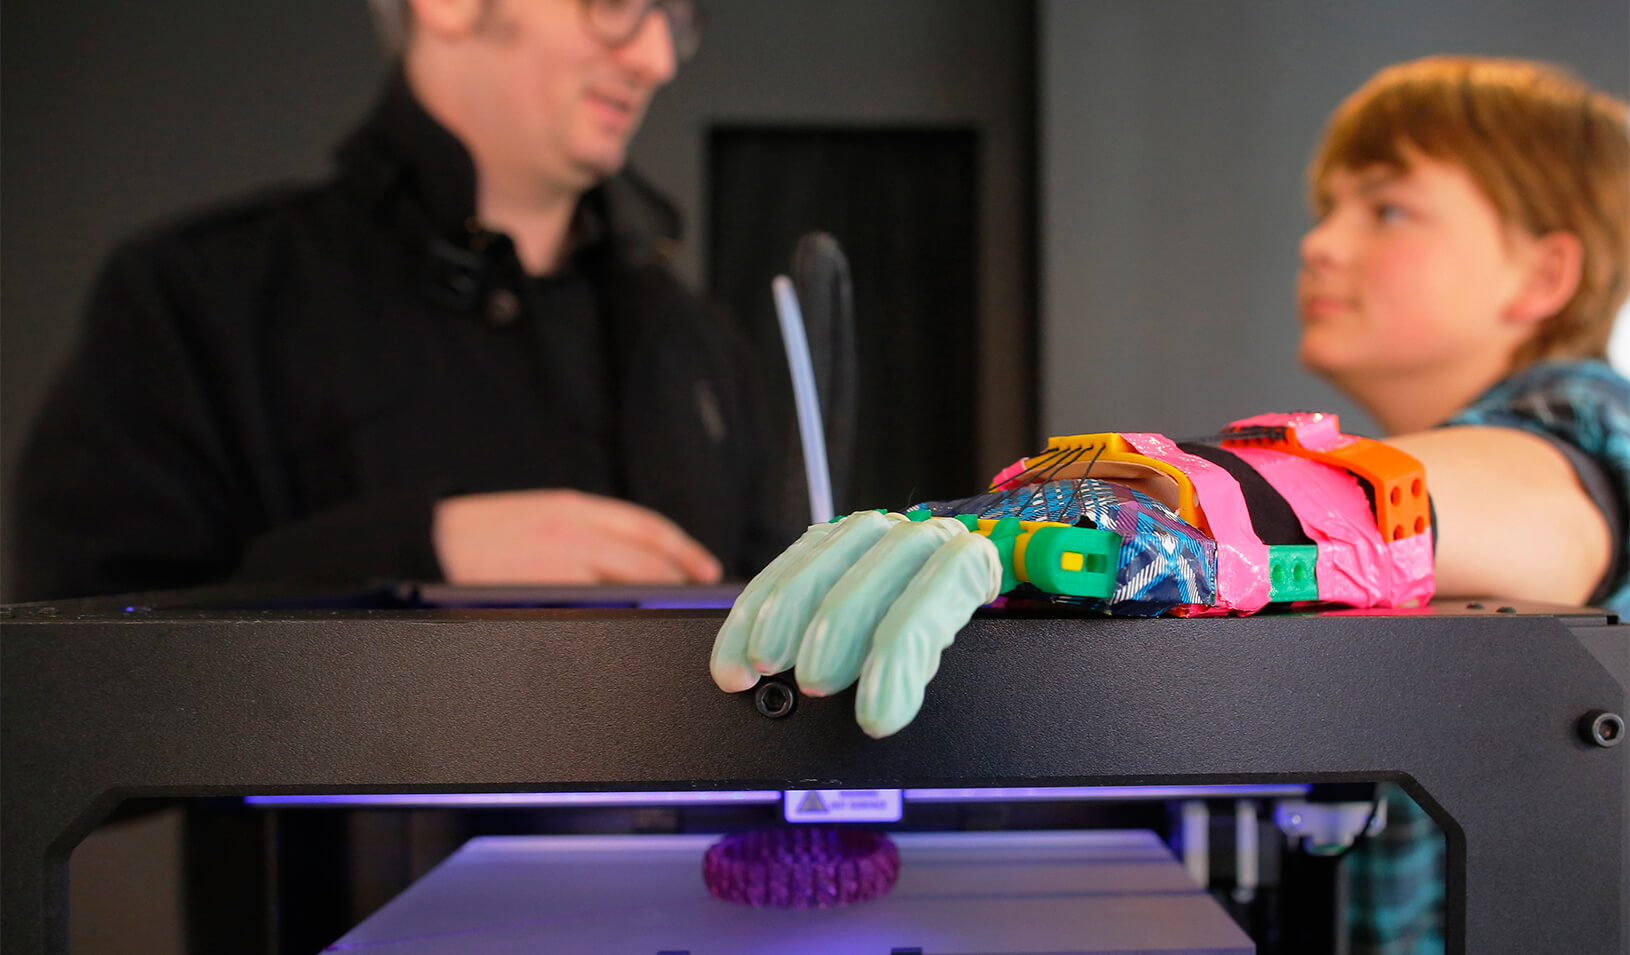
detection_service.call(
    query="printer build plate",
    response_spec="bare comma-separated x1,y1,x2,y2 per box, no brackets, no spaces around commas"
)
330,829,1253,954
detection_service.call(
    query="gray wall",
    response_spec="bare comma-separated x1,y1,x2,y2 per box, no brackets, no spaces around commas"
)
1,1,387,598
1040,0,1630,440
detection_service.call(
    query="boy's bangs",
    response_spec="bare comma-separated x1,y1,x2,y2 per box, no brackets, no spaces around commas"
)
1310,81,1469,214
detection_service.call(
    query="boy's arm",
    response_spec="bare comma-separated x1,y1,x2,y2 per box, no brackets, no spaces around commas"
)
1388,426,1611,605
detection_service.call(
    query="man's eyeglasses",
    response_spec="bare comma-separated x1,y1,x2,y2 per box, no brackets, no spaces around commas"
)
581,0,704,63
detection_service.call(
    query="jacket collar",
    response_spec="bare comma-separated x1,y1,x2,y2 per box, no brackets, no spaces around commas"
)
335,64,683,268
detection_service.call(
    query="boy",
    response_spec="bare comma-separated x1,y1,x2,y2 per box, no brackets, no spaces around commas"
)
1299,56,1628,954
1301,55,1629,614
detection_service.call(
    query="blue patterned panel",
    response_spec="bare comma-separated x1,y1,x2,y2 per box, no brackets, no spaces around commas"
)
910,478,1217,616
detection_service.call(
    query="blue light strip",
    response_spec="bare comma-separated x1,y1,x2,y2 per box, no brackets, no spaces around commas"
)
905,784,1310,802
243,783,1309,809
244,791,783,808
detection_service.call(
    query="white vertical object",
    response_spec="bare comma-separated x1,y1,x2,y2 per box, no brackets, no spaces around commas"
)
1233,799,1259,904
772,275,835,524
1179,799,1209,887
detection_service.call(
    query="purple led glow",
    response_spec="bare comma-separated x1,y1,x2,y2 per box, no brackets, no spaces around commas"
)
244,791,782,808
905,784,1310,802
702,827,900,908
242,783,1310,810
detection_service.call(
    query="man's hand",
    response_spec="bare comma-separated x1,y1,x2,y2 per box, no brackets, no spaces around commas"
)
433,489,723,585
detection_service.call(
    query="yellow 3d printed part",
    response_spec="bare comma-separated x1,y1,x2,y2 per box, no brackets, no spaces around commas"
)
992,433,1207,534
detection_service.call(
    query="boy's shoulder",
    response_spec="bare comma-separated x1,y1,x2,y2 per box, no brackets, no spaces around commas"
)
1457,359,1630,429
1488,357,1627,393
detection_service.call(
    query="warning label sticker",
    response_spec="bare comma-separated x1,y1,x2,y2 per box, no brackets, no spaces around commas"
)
782,789,903,823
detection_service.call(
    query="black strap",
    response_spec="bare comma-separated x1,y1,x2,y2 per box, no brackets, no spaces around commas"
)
1177,442,1314,547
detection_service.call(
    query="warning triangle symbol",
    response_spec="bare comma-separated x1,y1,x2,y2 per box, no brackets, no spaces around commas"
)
798,791,828,814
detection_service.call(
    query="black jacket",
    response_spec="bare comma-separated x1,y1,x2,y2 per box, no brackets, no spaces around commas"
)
15,72,786,600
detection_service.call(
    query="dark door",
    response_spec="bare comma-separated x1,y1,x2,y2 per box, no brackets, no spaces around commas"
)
710,127,980,519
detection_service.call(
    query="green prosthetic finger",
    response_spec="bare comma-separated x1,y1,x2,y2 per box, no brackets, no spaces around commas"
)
854,532,1003,739
709,521,836,692
796,517,969,697
746,510,901,677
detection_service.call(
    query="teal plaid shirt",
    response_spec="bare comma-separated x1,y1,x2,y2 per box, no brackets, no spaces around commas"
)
1349,359,1630,954
1348,787,1447,954
1446,358,1630,614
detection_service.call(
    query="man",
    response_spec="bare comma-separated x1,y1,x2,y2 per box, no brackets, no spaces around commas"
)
16,0,785,600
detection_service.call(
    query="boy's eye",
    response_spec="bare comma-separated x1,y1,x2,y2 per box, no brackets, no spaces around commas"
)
1373,202,1408,224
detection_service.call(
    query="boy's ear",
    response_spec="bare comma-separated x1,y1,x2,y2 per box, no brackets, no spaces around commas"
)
1505,231,1584,327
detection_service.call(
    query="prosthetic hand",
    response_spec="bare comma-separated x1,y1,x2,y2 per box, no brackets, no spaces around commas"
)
710,412,1434,738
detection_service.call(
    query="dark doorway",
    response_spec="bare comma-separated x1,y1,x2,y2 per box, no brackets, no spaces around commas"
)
709,127,980,517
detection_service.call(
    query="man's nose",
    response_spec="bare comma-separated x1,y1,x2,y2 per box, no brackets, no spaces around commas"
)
618,8,678,88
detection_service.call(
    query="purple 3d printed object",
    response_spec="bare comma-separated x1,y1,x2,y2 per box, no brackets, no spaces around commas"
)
702,827,901,908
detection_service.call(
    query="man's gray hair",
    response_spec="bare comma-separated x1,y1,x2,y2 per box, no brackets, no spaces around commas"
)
367,0,412,54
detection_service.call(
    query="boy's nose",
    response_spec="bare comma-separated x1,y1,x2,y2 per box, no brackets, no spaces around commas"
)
1299,217,1344,271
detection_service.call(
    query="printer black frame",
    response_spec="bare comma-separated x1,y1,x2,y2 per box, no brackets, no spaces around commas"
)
3,598,1626,954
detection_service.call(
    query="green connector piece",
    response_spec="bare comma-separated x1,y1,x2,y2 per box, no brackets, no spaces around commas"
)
987,517,1022,593
953,513,980,532
1268,545,1319,602
1023,526,1121,600
906,509,932,522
